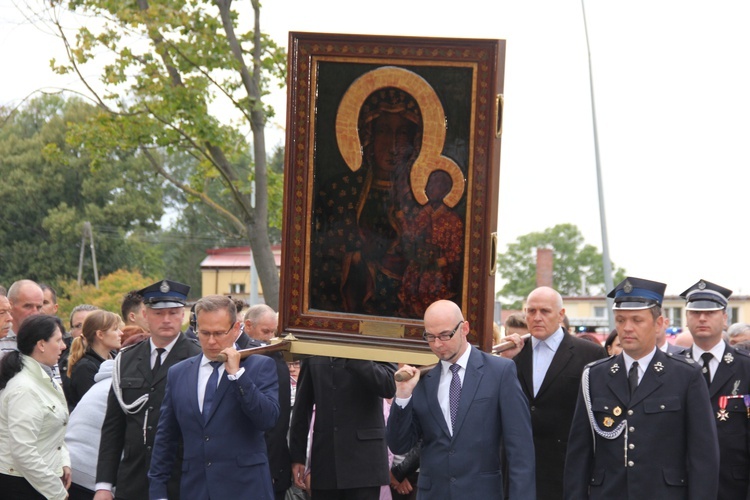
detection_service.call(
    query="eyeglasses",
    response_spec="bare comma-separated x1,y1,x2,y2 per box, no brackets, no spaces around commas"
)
423,321,464,343
197,326,234,340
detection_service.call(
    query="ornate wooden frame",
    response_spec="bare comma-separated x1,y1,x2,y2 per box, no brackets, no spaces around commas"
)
279,32,506,355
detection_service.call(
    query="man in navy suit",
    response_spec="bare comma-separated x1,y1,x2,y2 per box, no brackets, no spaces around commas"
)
680,279,750,500
148,295,280,499
387,300,536,499
564,277,719,499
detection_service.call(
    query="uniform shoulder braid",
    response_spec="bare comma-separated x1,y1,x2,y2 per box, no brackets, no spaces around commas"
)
665,351,697,366
585,356,613,370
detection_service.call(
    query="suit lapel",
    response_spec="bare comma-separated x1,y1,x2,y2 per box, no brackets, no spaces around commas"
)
186,356,203,421
452,348,483,439
628,350,666,407
710,343,736,398
606,354,630,407
424,364,450,438
134,340,152,381
537,333,573,397
517,342,534,399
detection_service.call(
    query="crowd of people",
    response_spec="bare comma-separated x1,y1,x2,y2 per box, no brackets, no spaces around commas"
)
0,275,749,499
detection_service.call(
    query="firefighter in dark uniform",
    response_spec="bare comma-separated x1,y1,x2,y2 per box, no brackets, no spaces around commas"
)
94,280,201,499
681,279,750,500
564,277,719,500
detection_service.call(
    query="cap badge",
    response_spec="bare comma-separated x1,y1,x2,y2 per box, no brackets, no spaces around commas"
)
623,280,633,293
160,280,170,293
698,280,707,290
603,416,614,428
610,363,620,374
653,361,664,372
724,353,734,365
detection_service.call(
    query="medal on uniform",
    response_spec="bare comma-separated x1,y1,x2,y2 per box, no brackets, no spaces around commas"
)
603,416,614,428
613,406,622,416
717,395,729,421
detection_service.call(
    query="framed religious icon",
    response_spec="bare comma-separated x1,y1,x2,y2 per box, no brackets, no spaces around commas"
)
279,32,505,360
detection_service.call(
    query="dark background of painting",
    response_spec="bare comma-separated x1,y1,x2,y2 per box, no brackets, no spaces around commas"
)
309,61,474,318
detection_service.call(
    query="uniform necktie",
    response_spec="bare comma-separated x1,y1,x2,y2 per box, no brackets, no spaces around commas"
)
701,352,713,386
628,361,639,398
449,363,462,432
152,348,166,375
203,361,222,421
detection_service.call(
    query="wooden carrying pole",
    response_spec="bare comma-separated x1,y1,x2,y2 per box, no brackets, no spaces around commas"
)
215,339,291,363
393,333,531,382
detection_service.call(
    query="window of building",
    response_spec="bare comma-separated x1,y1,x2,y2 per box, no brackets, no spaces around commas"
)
230,283,246,294
593,306,607,319
665,307,682,328
729,307,739,324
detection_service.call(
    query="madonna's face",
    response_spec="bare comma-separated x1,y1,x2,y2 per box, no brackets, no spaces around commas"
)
372,112,415,175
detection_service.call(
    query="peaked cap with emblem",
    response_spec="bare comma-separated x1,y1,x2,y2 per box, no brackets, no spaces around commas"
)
607,276,666,310
137,279,190,309
680,279,732,311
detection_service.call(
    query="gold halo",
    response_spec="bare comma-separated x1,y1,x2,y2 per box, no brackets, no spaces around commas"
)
335,66,465,207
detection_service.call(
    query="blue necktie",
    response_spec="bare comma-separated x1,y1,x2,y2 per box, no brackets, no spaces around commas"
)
449,363,462,432
203,361,222,421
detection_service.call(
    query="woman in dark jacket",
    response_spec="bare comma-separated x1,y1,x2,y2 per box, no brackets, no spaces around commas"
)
68,310,122,409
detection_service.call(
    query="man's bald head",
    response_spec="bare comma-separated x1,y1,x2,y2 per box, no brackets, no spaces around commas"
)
243,304,278,342
7,279,44,332
524,286,565,341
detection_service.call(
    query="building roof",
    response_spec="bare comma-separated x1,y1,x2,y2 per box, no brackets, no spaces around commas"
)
200,245,282,269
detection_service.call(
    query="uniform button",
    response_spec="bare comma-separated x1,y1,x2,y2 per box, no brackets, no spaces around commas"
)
207,462,212,467
449,449,455,455
150,387,155,392
148,426,153,431
530,406,536,412
627,410,633,416
149,406,154,412
205,436,210,441
660,405,665,410
590,478,596,484
450,477,456,483
629,427,635,432
628,444,634,450
628,461,634,467
147,446,152,451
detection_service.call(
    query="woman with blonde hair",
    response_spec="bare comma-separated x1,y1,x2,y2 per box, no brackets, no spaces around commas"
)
68,310,122,409
0,314,71,499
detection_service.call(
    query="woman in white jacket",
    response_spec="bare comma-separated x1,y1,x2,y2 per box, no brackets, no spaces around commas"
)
0,314,71,499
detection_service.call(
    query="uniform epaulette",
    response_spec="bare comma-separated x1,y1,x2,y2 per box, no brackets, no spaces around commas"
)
585,356,613,369
732,347,750,359
119,338,148,354
666,351,697,365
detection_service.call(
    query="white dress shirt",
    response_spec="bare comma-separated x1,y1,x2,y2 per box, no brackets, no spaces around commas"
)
691,341,725,381
531,327,564,396
622,347,657,385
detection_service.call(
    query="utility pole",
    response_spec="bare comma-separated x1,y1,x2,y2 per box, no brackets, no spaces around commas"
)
77,222,100,289
581,0,615,330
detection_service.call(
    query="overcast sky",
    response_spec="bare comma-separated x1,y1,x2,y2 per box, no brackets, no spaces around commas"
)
3,0,750,296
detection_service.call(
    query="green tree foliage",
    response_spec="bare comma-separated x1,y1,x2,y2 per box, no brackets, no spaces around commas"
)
45,0,287,308
57,269,156,322
0,95,165,288
496,224,626,309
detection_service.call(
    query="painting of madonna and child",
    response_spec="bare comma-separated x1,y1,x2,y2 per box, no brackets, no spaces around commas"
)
308,62,475,320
